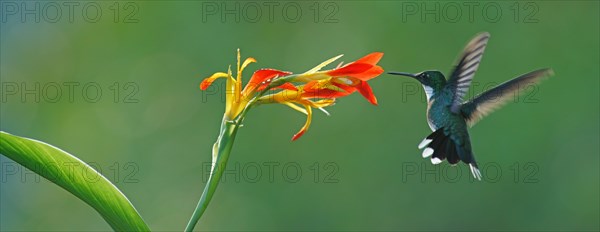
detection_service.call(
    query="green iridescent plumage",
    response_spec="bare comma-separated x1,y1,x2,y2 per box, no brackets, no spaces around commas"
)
390,32,553,180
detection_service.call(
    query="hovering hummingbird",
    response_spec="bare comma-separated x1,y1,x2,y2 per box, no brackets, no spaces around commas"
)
389,32,552,180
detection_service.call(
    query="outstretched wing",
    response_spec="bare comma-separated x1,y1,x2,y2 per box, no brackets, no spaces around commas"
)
446,32,491,113
461,68,553,126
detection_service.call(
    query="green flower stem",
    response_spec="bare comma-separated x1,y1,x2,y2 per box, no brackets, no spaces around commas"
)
185,75,297,231
184,118,240,232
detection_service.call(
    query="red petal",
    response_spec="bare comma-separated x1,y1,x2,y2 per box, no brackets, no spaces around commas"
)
356,81,378,105
326,63,372,77
352,65,384,81
248,69,292,86
278,83,298,91
354,52,384,65
200,79,214,90
291,130,305,141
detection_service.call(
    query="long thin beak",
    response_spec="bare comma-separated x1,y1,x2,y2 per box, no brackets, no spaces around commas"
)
388,71,417,78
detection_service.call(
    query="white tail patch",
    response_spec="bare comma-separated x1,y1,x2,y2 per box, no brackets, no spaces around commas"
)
418,138,432,149
469,164,482,181
422,148,434,158
431,158,442,164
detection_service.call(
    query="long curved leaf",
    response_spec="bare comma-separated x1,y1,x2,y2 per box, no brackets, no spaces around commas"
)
0,131,150,231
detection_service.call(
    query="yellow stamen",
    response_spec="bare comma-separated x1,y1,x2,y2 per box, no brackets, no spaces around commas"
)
235,49,242,105
283,102,308,115
225,66,235,117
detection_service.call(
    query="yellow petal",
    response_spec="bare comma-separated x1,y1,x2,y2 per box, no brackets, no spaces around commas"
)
200,72,228,90
303,54,343,74
309,99,336,108
283,102,308,115
240,57,256,73
292,104,312,141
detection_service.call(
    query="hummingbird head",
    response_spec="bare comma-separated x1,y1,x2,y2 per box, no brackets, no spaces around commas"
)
388,70,446,100
388,70,446,89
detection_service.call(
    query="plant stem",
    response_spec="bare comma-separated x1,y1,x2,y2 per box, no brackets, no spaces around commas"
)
185,75,295,231
185,118,240,232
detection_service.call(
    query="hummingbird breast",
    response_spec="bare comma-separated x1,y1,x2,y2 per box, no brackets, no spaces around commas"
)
426,97,463,132
426,100,438,131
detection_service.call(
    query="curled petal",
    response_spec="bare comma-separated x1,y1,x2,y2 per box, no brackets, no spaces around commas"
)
354,52,384,66
200,72,229,90
292,104,312,141
240,57,256,72
356,81,378,105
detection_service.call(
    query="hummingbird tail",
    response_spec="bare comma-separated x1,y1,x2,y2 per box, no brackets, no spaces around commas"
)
418,128,482,180
419,128,459,164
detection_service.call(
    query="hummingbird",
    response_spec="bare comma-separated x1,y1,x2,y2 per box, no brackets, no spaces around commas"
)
389,32,552,180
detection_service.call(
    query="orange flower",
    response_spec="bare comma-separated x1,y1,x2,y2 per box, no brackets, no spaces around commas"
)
258,53,384,140
199,49,291,120
289,52,383,105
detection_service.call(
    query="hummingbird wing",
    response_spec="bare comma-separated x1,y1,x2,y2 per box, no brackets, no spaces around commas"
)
461,68,553,126
446,32,491,113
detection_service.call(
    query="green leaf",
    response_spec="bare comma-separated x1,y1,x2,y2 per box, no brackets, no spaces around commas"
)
0,131,150,231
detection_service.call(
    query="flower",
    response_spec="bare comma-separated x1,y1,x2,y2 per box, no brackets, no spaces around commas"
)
191,50,384,231
199,49,291,120
257,52,384,140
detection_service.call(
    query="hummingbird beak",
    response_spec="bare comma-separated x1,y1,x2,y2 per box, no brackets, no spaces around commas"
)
388,71,417,78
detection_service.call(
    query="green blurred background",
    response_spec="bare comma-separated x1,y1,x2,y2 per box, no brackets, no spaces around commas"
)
1,1,598,231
